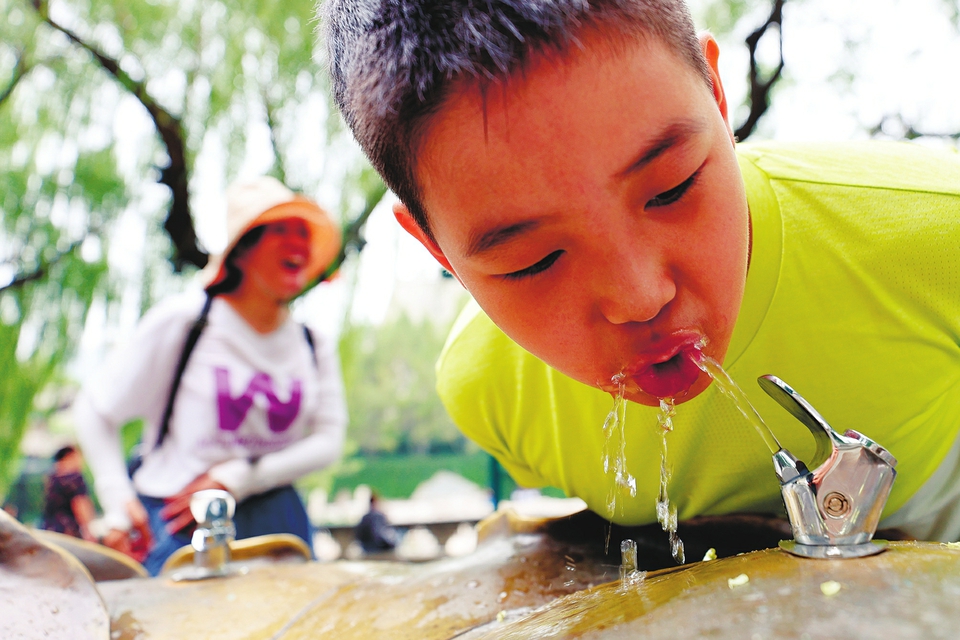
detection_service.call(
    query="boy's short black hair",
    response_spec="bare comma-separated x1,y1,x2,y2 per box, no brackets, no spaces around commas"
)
321,0,710,239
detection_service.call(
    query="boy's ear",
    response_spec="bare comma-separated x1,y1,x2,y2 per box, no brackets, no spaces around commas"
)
698,33,734,141
393,201,459,278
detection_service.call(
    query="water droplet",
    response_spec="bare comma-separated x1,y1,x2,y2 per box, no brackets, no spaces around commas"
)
602,375,636,517
655,399,685,564
619,538,646,591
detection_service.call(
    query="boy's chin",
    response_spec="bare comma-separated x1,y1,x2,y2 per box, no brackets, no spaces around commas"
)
619,374,711,407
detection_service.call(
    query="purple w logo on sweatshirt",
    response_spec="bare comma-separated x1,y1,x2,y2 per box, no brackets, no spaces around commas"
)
215,368,302,433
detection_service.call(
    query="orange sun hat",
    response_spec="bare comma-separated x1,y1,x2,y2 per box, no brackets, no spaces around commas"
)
201,176,342,289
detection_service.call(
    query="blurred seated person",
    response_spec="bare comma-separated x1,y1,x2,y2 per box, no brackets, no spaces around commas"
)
356,493,398,553
74,177,347,575
41,445,97,542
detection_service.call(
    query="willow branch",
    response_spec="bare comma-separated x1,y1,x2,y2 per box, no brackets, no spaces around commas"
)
338,181,387,261
0,51,29,107
870,114,960,142
0,240,82,294
33,1,207,271
734,0,787,141
262,89,289,187
306,179,388,291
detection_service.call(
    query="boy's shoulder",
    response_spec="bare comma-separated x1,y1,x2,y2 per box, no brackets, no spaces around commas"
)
437,299,524,396
737,140,960,195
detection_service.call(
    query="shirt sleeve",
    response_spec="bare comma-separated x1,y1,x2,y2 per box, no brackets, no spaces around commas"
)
73,294,200,529
208,328,348,501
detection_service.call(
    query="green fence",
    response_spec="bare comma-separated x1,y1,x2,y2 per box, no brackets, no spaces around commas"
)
316,452,564,503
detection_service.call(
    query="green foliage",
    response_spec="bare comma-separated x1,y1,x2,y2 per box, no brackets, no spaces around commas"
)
696,0,759,35
0,0,379,501
0,2,124,495
943,0,960,30
339,312,468,455
0,113,116,495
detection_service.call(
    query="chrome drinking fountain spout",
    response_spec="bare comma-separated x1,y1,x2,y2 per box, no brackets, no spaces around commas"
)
170,489,238,581
758,375,897,559
190,489,236,573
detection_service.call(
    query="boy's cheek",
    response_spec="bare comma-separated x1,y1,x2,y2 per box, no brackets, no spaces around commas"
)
474,287,589,361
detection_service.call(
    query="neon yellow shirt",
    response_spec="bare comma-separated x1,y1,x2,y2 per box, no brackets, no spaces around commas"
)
437,140,960,526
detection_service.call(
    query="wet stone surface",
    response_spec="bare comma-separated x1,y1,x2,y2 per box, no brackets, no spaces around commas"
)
0,510,110,640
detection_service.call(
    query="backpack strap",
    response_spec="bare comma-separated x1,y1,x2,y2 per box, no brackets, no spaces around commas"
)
303,325,317,368
154,293,214,450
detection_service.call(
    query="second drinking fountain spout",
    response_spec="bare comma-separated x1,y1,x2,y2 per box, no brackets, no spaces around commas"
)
758,375,898,559
170,489,241,581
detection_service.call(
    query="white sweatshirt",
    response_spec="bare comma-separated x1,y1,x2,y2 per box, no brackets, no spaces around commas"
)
74,290,347,530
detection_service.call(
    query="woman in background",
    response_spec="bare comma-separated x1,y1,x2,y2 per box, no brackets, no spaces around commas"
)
75,177,347,575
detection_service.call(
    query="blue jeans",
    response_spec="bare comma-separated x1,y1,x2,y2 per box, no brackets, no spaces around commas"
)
140,485,313,576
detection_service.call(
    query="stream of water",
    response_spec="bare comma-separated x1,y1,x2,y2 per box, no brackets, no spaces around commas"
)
603,351,780,568
601,374,637,519
618,538,645,591
694,354,781,455
656,398,684,564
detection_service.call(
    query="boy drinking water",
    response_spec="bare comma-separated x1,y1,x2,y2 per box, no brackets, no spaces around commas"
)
322,0,960,540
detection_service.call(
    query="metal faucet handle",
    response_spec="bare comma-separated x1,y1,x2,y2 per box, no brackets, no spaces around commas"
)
758,375,897,559
190,489,236,526
170,490,238,581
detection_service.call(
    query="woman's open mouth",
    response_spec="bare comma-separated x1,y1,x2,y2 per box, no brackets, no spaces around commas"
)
281,256,306,273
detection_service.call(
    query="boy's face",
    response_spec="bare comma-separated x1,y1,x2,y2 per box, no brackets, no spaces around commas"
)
396,32,749,407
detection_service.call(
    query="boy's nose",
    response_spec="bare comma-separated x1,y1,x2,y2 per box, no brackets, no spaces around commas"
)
595,255,676,325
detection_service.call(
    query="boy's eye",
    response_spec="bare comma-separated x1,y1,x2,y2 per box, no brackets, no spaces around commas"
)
646,171,699,208
502,250,564,280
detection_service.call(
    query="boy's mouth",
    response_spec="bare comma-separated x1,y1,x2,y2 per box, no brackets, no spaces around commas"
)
625,339,705,400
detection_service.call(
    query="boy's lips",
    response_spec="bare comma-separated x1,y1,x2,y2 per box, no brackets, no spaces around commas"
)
623,338,705,399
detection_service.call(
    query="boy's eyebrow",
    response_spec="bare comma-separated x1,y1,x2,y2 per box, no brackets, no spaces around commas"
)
466,220,542,257
465,120,705,258
616,120,706,178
